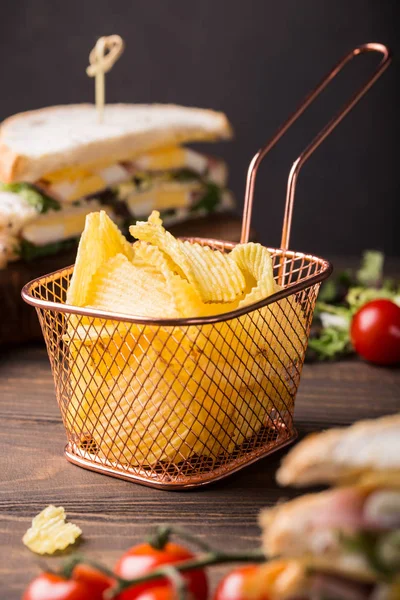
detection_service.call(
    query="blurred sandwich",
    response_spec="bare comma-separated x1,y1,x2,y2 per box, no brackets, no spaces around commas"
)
258,414,400,599
276,413,400,487
0,103,233,268
261,475,400,581
249,557,400,599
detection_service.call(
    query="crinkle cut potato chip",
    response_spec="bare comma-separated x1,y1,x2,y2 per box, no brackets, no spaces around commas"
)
67,209,278,317
62,209,305,466
130,210,190,280
181,240,246,303
22,505,82,555
230,242,279,307
131,242,207,317
65,302,308,466
130,211,246,303
86,253,179,318
67,210,134,307
131,240,176,280
66,325,282,465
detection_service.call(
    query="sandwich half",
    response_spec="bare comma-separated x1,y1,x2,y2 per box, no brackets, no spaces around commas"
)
260,473,400,584
0,103,233,268
276,413,400,487
257,415,400,598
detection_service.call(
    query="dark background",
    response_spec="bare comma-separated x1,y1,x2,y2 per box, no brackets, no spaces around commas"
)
0,0,398,257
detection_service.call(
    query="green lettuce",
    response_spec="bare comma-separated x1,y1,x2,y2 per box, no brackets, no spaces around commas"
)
340,530,400,579
307,251,400,362
0,182,60,213
17,238,77,261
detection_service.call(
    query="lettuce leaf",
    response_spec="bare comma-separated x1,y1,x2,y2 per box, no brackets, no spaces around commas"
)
190,182,221,214
0,182,60,214
340,530,400,579
307,251,400,362
17,238,77,261
356,250,384,287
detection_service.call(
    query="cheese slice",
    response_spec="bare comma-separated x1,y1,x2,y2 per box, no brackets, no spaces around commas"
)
134,146,208,173
72,174,105,201
21,201,115,245
46,166,131,203
39,147,211,203
40,146,207,187
42,158,117,183
125,181,202,217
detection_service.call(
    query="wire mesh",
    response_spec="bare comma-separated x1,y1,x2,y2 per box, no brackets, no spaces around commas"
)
23,242,331,488
21,43,390,487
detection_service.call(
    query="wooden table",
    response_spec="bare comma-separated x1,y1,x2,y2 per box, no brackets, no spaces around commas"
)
1,251,400,598
1,341,399,598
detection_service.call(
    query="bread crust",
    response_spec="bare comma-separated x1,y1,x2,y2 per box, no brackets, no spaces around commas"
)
0,104,233,183
0,104,92,183
276,414,400,487
0,141,22,183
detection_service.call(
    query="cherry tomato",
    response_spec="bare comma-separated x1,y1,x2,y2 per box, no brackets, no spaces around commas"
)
214,565,267,600
72,563,113,596
23,566,113,600
22,572,92,600
130,586,176,600
350,299,400,365
114,542,208,600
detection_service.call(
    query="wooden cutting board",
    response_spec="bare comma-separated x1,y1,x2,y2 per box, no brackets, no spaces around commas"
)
1,214,251,346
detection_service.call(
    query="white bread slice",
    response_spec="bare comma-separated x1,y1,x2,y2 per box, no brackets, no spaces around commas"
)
0,104,233,184
276,414,400,487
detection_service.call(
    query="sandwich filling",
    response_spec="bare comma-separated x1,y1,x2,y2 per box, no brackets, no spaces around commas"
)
0,145,233,267
261,483,400,582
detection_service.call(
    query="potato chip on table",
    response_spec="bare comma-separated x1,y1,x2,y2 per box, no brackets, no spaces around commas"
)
22,505,81,555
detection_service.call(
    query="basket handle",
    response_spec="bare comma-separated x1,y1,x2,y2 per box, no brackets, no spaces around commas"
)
240,42,391,248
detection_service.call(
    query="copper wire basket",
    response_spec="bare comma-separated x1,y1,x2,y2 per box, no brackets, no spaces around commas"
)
22,44,390,489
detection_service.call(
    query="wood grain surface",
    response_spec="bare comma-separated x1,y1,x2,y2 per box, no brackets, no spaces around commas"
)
1,338,399,598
